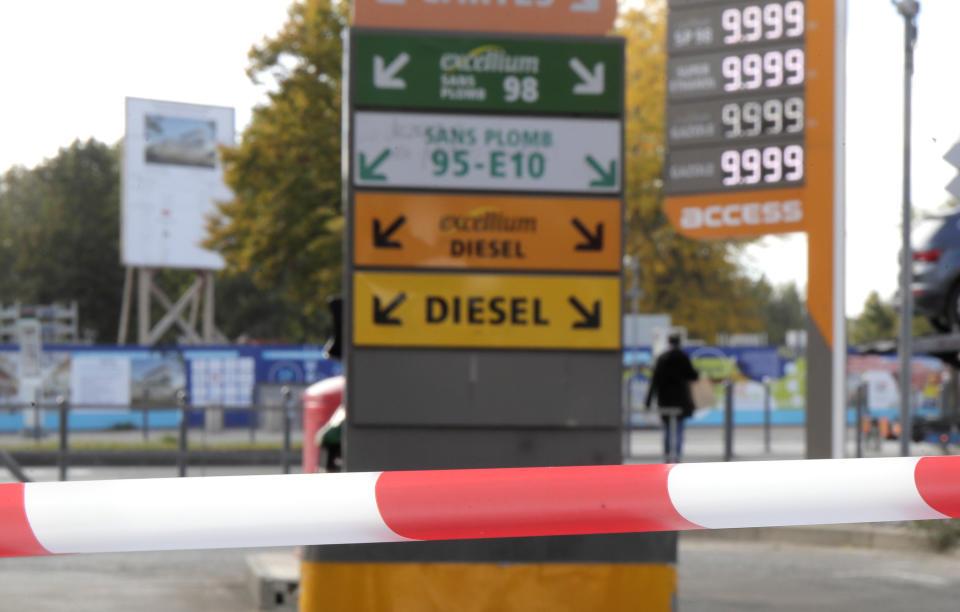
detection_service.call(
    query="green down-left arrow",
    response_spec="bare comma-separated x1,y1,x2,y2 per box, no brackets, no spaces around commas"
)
586,156,617,188
359,149,390,181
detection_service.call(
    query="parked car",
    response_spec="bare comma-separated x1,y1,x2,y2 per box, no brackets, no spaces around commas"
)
911,209,960,332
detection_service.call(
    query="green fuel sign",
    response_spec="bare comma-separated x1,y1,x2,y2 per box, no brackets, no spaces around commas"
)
352,30,623,116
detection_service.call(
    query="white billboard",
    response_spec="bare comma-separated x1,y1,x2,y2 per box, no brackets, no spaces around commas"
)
122,98,234,269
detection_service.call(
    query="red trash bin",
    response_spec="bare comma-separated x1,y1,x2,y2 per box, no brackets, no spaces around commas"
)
301,375,344,473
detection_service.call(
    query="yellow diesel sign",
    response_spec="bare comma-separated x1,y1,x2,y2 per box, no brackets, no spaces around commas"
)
353,271,620,350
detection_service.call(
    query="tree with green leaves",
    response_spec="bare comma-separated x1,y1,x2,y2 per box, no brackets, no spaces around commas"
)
763,282,806,345
849,292,896,345
0,139,124,342
848,291,933,345
204,0,347,340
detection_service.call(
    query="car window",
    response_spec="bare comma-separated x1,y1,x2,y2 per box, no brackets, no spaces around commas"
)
912,217,946,248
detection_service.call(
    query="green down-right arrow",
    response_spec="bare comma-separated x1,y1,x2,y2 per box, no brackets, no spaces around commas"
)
586,156,617,188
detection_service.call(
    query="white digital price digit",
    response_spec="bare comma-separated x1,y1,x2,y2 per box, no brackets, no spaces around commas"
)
785,49,804,85
784,144,804,180
784,97,804,132
743,53,763,89
722,56,742,91
742,5,763,42
763,51,784,87
721,103,741,137
743,101,762,136
742,148,762,184
763,3,783,40
785,1,805,37
721,8,741,44
721,150,741,185
762,146,783,182
762,99,783,134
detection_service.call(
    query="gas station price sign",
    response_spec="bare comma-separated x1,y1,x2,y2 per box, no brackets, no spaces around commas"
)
664,0,807,196
662,0,846,461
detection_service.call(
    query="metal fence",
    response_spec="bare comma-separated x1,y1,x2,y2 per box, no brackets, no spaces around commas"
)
624,377,960,462
0,388,303,482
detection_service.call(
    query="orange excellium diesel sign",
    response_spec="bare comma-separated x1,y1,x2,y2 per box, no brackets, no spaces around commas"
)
663,0,843,457
354,192,621,272
353,0,617,35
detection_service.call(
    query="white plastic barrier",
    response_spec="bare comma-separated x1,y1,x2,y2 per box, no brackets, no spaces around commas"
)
2,456,958,557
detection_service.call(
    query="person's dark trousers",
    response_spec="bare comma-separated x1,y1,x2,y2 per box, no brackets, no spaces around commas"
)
660,408,685,462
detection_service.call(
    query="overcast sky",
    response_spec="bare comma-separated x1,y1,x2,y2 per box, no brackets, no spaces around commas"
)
1,0,958,318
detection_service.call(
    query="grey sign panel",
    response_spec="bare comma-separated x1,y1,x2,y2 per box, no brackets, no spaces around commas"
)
668,0,806,55
349,349,621,427
343,427,624,471
307,531,677,564
664,139,804,195
667,43,805,101
667,94,805,147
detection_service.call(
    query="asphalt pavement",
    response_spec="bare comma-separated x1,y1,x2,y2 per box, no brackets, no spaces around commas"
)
678,538,960,612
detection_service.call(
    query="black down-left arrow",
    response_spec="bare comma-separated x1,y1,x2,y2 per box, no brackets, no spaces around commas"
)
568,296,601,329
373,216,406,249
373,293,406,325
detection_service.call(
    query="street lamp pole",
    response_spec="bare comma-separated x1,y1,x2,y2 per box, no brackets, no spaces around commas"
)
893,0,919,456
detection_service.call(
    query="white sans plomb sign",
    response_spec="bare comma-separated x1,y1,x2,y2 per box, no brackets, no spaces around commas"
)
353,111,621,193
122,98,234,269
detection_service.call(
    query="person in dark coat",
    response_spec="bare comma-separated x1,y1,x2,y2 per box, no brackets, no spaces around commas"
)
645,333,699,461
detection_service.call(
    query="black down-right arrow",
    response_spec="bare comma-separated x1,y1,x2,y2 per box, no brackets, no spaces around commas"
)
568,296,600,329
571,218,603,251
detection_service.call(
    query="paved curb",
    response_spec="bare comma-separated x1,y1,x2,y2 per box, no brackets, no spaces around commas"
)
247,552,300,610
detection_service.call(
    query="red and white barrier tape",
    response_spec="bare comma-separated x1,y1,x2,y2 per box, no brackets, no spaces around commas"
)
2,456,959,557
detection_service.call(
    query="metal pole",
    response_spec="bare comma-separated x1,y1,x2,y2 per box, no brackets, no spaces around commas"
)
117,265,133,345
31,399,41,441
282,386,292,474
249,404,257,444
0,447,30,482
142,389,150,442
894,0,919,456
177,390,188,477
723,380,734,461
856,383,865,459
57,396,68,481
762,377,771,454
